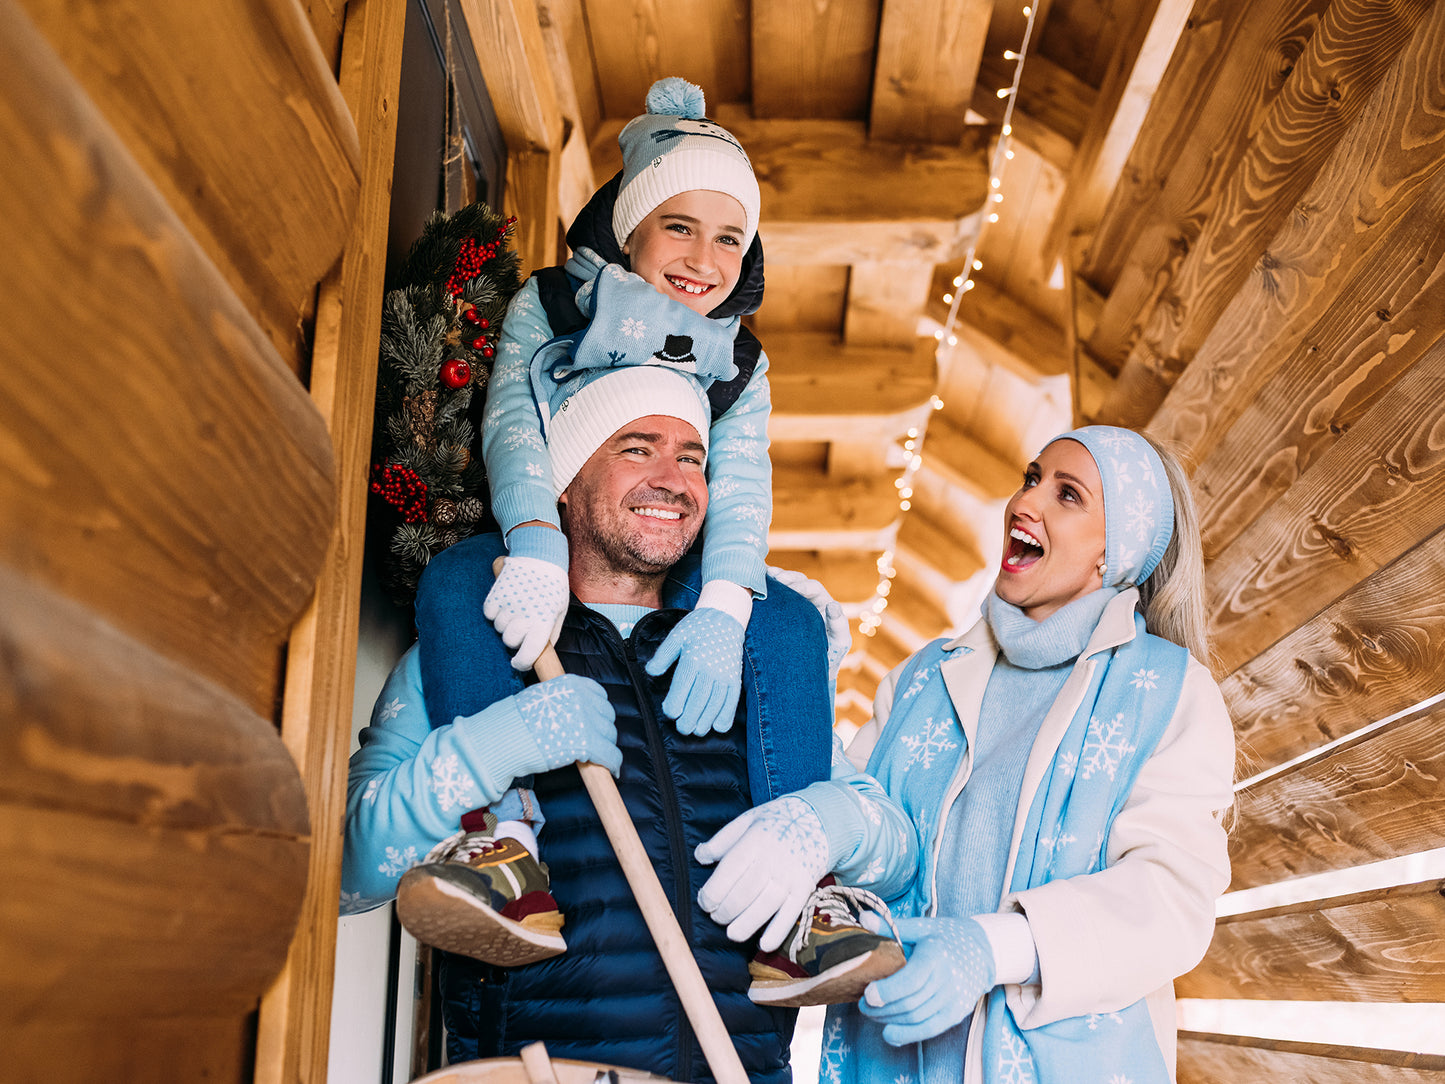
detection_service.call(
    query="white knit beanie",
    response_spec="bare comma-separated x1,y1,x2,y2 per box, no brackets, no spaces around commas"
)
611,77,760,249
546,366,711,496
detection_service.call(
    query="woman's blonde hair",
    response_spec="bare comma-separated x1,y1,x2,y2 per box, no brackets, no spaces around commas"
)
1135,436,1211,664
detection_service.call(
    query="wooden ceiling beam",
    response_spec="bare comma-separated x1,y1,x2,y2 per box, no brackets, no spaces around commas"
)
1189,178,1445,557
845,262,936,348
765,550,885,605
837,664,880,704
920,414,1021,501
769,466,900,546
1177,878,1445,1002
897,507,987,584
1147,12,1445,475
1205,332,1445,676
836,696,873,732
535,0,597,229
1095,0,1438,427
854,621,913,673
971,52,1093,172
751,0,878,119
580,0,749,118
1081,0,1332,318
1228,696,1445,892
768,333,937,442
459,0,565,272
1221,524,1445,778
881,566,954,642
590,115,991,265
927,276,1072,381
870,0,992,144
1042,0,1196,260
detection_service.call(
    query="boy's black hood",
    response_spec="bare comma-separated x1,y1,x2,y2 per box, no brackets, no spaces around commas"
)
564,171,765,320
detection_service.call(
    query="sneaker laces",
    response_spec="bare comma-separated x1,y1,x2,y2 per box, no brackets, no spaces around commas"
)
423,827,499,865
788,883,902,960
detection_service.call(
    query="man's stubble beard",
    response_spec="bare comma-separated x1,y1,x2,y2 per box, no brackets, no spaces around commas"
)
568,484,702,579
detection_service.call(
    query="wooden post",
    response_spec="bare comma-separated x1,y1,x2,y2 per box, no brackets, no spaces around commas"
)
253,1,407,1081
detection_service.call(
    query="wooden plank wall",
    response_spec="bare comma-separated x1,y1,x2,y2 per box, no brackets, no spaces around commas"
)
1076,0,1445,1076
0,0,390,1080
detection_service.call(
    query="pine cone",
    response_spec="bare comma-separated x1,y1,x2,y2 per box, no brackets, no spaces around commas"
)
432,498,459,526
458,497,486,522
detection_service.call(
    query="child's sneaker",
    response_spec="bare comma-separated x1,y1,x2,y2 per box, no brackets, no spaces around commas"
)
747,879,905,1007
397,811,566,966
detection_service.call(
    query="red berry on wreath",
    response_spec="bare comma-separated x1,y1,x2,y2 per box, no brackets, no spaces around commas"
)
471,336,487,350
440,357,472,388
464,308,481,324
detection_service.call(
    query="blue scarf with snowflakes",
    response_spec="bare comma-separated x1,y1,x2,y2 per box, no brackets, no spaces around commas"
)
975,611,1188,1084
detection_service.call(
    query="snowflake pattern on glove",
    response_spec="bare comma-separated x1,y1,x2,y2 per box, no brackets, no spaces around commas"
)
484,554,569,669
510,676,618,772
647,606,745,736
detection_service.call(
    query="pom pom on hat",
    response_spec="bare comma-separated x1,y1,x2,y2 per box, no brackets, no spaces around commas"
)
612,77,761,251
646,77,706,119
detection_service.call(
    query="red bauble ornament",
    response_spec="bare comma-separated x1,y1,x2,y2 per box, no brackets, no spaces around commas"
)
440,357,472,389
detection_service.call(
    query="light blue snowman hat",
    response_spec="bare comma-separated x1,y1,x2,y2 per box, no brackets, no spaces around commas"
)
1046,425,1174,588
532,265,733,496
611,77,761,249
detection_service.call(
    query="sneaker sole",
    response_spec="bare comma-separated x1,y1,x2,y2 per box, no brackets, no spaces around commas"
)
747,942,906,1008
397,873,566,966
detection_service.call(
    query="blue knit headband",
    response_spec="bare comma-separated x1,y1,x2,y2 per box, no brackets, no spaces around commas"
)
1047,426,1174,588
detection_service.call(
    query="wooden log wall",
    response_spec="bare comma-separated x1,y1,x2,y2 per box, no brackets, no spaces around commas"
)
0,0,397,1080
1082,0,1445,1077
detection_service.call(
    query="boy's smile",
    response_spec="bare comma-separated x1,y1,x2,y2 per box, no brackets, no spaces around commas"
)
623,190,747,317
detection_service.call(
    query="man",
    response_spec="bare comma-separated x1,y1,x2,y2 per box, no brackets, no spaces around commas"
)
342,366,905,1082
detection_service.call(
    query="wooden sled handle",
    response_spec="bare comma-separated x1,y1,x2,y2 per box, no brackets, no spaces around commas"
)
495,559,748,1084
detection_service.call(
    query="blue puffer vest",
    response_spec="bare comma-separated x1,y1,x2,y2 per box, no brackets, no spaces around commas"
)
414,534,834,1082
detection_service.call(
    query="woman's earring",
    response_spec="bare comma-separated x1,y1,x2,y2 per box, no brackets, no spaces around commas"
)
1096,558,1107,578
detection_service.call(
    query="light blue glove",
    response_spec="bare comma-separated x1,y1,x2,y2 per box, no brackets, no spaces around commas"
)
499,674,622,777
484,525,570,670
768,565,849,680
695,794,832,951
645,606,745,736
860,915,997,1045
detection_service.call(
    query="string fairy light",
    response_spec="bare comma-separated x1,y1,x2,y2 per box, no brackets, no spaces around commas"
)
856,5,1038,639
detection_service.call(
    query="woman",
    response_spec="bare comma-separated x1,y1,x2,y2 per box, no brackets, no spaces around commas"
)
698,425,1235,1083
832,425,1236,1083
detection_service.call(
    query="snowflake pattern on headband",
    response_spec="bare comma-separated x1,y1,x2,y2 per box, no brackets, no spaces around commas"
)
1060,426,1173,587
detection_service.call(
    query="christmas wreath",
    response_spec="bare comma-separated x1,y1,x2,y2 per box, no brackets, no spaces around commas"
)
369,201,521,604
